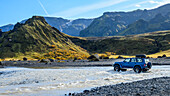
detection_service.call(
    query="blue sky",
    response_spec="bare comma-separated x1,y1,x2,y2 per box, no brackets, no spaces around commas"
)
0,0,169,26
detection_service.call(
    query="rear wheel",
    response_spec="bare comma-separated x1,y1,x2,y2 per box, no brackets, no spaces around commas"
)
134,66,142,73
114,65,120,72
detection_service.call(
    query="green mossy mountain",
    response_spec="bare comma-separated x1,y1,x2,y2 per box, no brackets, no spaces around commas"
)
70,30,170,55
0,16,89,58
119,13,170,35
0,16,169,59
80,4,170,37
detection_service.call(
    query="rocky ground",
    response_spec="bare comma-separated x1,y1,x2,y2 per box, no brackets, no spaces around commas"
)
1,58,170,68
0,65,169,95
70,77,170,96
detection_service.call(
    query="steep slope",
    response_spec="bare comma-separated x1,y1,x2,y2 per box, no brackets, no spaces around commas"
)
44,17,70,31
80,4,170,37
0,17,93,36
61,19,93,36
70,30,170,55
119,13,170,35
45,17,93,36
0,16,89,59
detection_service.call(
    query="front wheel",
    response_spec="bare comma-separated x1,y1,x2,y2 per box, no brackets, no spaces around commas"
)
134,66,142,73
114,65,120,72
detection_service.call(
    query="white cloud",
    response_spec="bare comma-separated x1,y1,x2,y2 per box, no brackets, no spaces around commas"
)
37,0,49,16
146,0,170,9
121,0,170,10
51,0,128,17
121,1,148,9
149,0,159,4
135,4,141,7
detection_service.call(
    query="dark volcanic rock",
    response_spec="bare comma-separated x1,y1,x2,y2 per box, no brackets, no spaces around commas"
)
72,77,170,96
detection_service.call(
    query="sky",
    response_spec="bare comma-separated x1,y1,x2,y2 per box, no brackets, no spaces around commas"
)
0,0,170,26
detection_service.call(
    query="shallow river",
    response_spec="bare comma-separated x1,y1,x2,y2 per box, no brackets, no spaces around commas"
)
0,66,170,96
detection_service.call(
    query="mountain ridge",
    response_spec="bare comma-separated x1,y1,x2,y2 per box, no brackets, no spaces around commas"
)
118,12,170,35
0,17,93,36
80,3,170,37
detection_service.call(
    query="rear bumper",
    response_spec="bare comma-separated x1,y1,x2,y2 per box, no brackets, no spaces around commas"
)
143,67,150,70
143,68,149,69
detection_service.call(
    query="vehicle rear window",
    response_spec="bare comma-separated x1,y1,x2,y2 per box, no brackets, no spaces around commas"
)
145,59,149,62
137,58,143,62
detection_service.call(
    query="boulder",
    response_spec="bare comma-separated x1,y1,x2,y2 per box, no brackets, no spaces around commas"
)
23,57,27,61
87,55,99,61
39,59,50,63
162,54,166,58
49,59,54,62
117,56,124,59
157,56,162,58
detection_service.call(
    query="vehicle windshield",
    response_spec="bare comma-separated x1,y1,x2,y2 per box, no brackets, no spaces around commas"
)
124,58,130,62
145,59,149,62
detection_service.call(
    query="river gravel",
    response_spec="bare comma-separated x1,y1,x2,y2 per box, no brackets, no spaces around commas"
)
73,77,170,96
0,65,170,96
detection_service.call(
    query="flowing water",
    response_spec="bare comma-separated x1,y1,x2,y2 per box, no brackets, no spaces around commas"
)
0,66,170,96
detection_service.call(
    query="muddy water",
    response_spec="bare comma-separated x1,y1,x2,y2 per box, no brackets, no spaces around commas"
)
0,66,170,96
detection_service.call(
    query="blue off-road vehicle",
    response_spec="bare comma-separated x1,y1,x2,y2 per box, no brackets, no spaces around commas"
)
113,58,152,73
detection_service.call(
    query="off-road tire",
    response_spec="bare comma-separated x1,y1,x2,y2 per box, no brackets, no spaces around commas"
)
114,65,120,72
134,66,142,73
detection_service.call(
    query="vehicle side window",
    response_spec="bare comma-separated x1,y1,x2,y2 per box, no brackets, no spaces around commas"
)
124,58,130,62
137,58,143,62
131,58,136,62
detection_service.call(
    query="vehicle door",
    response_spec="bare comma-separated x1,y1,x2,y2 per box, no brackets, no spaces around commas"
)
129,58,137,68
122,58,131,68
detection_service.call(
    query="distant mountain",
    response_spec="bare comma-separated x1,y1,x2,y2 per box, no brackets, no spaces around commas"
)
45,17,93,36
0,17,93,36
119,13,170,35
80,4,170,37
0,24,14,32
0,19,29,32
44,17,70,30
0,16,89,59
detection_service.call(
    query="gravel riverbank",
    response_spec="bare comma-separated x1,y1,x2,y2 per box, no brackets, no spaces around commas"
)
71,77,170,96
0,66,169,95
1,58,170,68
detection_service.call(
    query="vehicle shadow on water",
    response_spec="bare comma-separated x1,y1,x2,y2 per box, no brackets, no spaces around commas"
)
106,69,151,75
